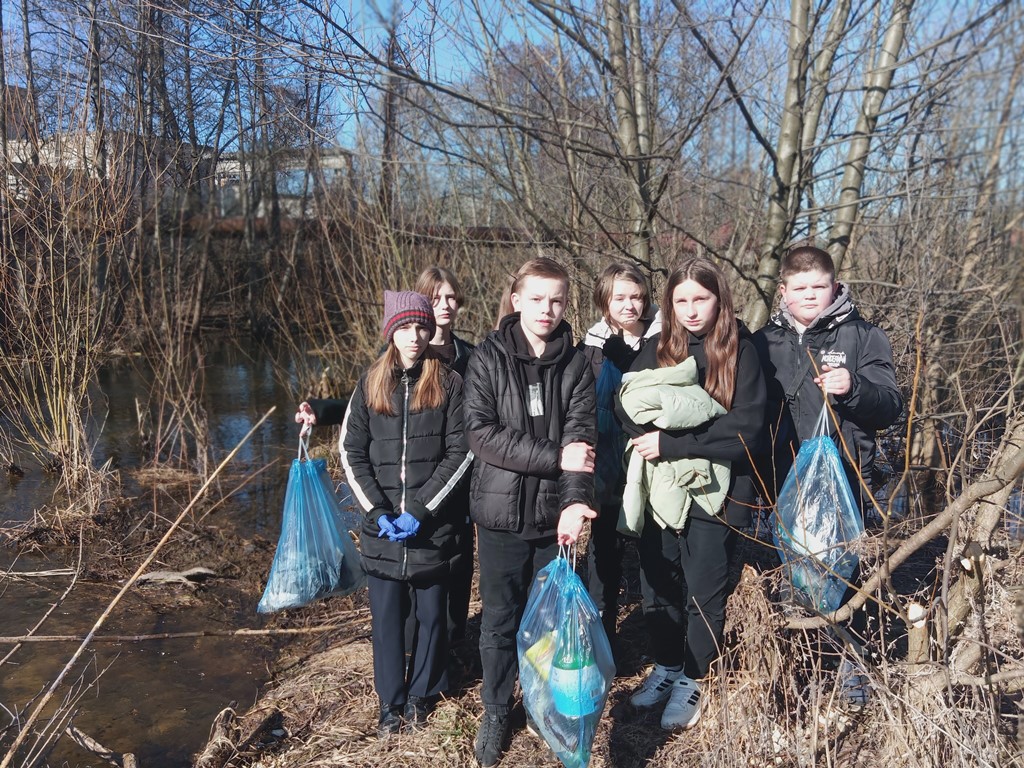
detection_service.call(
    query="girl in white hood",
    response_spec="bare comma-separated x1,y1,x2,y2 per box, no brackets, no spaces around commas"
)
579,262,660,654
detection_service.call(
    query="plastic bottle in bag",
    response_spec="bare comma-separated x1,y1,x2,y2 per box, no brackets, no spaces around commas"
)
549,639,603,717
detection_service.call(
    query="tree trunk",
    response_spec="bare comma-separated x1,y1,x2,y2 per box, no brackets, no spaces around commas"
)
743,0,810,330
19,0,41,168
827,0,913,268
604,0,653,264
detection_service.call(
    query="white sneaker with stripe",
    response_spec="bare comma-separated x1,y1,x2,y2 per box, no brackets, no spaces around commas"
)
630,664,682,708
661,675,702,731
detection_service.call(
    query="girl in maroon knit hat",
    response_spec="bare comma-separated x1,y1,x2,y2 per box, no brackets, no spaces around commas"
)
295,290,472,738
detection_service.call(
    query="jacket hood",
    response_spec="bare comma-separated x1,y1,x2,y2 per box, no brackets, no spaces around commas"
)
497,312,574,366
583,311,662,349
771,282,861,333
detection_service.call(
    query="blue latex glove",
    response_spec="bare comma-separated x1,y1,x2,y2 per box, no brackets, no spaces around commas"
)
377,515,397,539
389,511,420,541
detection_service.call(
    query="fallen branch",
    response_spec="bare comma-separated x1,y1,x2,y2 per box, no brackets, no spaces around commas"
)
0,619,371,644
134,567,218,586
65,725,138,768
0,569,77,579
194,707,238,768
785,430,1024,631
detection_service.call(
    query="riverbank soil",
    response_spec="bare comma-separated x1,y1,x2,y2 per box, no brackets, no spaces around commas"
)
195,524,1024,768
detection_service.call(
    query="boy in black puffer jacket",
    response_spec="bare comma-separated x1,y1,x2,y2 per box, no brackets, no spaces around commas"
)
463,257,597,768
753,244,902,709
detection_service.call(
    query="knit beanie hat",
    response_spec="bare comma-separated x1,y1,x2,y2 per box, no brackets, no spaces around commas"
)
382,290,436,343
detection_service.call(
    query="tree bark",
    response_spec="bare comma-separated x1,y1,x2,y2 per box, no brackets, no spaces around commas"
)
744,0,810,329
827,0,914,268
604,0,653,263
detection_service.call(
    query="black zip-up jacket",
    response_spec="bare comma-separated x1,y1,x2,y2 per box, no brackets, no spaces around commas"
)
308,363,473,582
450,333,475,377
751,284,902,502
615,322,767,527
462,313,596,535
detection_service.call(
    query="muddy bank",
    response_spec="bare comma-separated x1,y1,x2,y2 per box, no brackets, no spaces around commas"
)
188,559,861,768
0,477,289,767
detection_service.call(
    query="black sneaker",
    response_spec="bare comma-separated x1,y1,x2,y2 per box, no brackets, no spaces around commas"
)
838,659,871,710
474,709,510,767
377,705,403,738
404,696,433,731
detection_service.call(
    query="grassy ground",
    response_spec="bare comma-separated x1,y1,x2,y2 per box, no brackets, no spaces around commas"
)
210,523,1024,768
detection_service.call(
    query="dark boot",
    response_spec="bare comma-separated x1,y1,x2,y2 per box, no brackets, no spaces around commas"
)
377,704,403,738
474,707,510,767
404,695,434,731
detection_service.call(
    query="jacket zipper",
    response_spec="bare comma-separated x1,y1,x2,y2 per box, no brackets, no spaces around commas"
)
400,372,410,579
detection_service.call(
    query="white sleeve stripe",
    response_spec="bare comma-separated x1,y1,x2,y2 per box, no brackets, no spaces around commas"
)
338,398,376,513
425,451,474,512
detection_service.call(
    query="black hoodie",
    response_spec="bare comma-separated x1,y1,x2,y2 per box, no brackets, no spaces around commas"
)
615,321,767,527
462,312,596,537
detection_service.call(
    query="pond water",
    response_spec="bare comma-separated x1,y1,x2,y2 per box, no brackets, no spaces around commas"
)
0,341,316,766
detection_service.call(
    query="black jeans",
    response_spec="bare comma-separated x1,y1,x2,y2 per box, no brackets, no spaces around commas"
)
476,526,558,710
587,503,625,638
368,575,448,707
637,511,736,680
448,517,475,646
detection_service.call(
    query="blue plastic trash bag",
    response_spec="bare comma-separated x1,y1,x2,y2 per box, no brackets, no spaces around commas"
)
773,404,864,613
258,436,365,613
334,481,364,532
517,549,614,768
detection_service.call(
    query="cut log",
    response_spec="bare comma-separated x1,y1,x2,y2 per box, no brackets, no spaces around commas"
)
193,707,238,768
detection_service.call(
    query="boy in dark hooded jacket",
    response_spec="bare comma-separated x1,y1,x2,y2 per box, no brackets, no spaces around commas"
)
753,244,902,708
462,257,597,767
752,245,902,508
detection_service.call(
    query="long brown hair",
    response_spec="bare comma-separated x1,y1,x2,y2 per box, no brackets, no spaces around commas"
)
415,266,465,307
365,343,446,416
656,258,738,409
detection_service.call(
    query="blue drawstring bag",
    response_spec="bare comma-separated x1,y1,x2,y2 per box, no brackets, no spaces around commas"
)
773,404,864,613
258,435,365,613
517,548,614,768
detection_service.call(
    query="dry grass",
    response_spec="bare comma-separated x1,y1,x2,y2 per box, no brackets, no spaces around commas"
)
209,528,1024,768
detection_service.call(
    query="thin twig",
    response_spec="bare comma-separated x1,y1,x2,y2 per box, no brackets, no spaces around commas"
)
0,531,83,669
0,618,371,644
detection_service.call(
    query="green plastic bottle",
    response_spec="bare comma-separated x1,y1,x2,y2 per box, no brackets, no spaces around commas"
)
549,638,603,717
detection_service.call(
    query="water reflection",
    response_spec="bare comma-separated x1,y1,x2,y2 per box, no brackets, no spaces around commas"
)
1,339,313,766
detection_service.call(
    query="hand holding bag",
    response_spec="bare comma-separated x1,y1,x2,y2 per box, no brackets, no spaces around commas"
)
257,434,366,613
773,403,865,613
516,547,614,768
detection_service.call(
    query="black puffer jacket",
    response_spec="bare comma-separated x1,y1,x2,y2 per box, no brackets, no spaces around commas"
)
752,284,902,501
308,363,472,582
463,314,596,535
616,322,767,528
